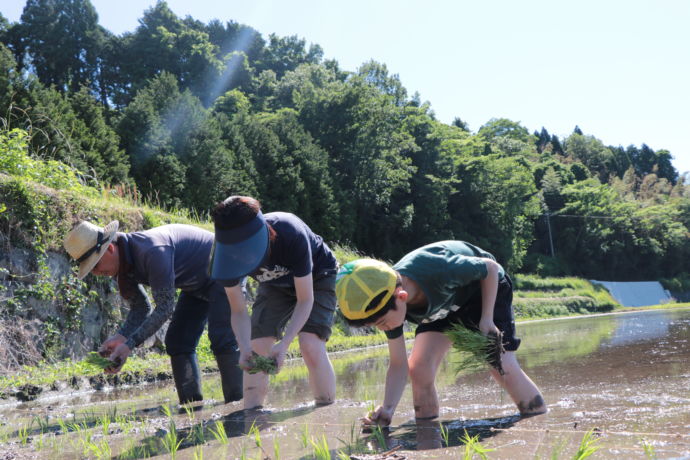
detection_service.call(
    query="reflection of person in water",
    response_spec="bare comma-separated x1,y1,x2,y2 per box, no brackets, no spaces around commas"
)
336,241,547,426
414,419,444,450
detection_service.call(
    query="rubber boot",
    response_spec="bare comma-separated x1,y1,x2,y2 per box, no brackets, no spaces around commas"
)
170,354,203,404
215,349,243,403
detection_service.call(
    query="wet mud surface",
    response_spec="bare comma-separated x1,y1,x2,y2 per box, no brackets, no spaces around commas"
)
1,308,689,459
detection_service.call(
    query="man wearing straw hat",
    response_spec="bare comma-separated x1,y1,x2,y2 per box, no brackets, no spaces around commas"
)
63,220,243,404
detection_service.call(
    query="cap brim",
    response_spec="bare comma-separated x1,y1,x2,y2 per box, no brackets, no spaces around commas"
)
77,220,119,280
210,224,268,281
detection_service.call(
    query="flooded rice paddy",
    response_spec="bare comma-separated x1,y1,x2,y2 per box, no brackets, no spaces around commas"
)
1,307,689,459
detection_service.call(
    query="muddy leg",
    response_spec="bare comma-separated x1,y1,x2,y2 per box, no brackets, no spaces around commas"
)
243,337,274,410
489,351,547,416
409,332,452,420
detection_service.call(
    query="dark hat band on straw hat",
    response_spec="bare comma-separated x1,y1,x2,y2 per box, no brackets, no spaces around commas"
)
76,230,105,264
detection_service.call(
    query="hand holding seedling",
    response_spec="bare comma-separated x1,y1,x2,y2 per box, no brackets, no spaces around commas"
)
84,352,117,369
104,343,130,374
445,323,506,375
362,405,392,427
99,333,126,355
269,342,288,371
242,352,278,375
478,317,500,337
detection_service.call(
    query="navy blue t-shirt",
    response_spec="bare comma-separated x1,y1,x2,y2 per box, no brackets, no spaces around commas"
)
119,224,215,292
116,224,218,348
222,212,337,288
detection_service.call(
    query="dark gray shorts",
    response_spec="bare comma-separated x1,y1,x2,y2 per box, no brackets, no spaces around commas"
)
251,275,336,341
415,275,521,351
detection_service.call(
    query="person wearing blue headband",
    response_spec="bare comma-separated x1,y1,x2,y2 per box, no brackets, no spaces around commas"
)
210,196,337,409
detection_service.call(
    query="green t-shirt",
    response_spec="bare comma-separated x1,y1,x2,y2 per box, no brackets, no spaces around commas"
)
385,240,505,339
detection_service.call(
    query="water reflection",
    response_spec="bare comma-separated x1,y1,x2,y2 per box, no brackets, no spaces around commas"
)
606,310,675,346
2,308,689,459
389,415,520,451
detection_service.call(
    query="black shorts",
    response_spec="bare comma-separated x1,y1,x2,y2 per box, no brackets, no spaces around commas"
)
415,275,521,351
250,274,336,342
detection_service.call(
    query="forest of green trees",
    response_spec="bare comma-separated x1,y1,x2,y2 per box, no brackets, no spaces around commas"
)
1,0,689,281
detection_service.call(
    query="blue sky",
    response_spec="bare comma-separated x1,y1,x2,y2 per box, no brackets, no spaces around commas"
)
3,0,689,174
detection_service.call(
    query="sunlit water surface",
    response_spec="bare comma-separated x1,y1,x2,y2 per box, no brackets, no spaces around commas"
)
1,308,689,459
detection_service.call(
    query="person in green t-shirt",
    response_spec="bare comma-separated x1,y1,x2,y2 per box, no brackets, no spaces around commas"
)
335,241,546,426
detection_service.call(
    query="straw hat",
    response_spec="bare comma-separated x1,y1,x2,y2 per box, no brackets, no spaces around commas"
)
63,220,119,280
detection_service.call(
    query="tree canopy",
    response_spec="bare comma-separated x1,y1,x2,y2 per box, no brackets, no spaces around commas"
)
1,0,688,280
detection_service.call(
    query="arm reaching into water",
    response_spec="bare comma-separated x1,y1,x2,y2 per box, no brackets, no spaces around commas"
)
363,335,408,426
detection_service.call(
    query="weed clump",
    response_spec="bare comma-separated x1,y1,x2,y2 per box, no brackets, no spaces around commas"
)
445,324,505,375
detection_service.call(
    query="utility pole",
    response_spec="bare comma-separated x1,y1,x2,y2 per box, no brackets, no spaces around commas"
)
545,212,555,257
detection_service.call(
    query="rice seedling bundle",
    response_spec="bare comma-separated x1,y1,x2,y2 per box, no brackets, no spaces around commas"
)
445,324,505,375
246,352,278,375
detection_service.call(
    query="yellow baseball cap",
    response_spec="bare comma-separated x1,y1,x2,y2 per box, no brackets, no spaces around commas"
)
335,259,397,320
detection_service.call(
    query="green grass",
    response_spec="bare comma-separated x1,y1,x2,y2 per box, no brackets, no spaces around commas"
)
0,327,406,396
512,274,619,319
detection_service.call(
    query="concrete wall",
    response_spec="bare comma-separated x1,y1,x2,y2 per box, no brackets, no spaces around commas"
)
590,280,673,307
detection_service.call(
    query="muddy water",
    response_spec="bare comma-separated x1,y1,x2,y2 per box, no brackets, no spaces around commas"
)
1,308,689,459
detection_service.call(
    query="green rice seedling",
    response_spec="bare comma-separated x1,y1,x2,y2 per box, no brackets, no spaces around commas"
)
189,422,205,444
439,423,450,447
183,404,195,421
100,414,111,436
17,423,31,445
161,425,182,459
273,437,281,459
34,433,45,450
548,438,567,460
248,420,262,448
0,427,9,443
572,429,601,460
299,423,310,448
460,430,494,460
446,323,505,375
33,415,49,434
311,435,331,460
371,425,386,449
115,414,134,435
209,421,229,445
337,451,351,460
67,419,86,433
366,400,376,415
246,352,278,374
193,445,204,460
83,351,117,369
57,418,69,434
118,439,156,460
337,421,368,456
161,404,173,418
641,438,657,459
84,438,112,460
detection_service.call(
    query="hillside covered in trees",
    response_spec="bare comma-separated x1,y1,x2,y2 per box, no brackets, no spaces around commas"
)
1,0,689,282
